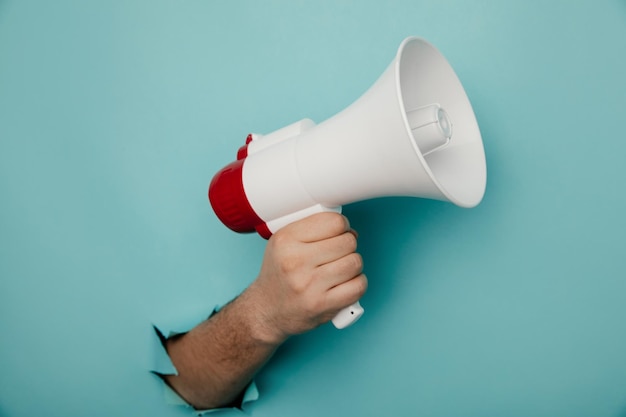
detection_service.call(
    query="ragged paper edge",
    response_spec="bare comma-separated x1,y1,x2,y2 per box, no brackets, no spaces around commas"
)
151,305,259,414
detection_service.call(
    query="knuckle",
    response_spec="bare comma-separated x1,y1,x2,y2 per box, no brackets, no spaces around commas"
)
326,213,348,234
342,231,358,252
354,274,368,297
279,256,301,275
270,230,290,248
290,278,308,295
346,252,363,272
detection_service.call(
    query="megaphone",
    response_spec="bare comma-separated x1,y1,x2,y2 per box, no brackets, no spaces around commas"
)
209,37,487,329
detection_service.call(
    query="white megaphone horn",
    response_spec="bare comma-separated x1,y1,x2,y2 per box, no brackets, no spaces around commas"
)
209,37,487,329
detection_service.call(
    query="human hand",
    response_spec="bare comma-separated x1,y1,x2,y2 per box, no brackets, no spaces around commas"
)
242,212,367,344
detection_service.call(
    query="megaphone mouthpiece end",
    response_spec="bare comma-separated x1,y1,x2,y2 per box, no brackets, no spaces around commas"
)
437,107,452,140
209,159,262,234
407,104,453,155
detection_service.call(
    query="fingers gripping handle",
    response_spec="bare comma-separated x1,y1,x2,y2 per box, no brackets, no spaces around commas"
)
268,204,365,330
306,205,364,329
332,301,364,329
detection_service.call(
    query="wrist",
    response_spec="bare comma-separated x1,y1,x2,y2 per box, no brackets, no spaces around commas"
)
234,284,290,346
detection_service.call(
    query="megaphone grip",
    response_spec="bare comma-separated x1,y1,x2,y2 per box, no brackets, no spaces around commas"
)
263,203,366,330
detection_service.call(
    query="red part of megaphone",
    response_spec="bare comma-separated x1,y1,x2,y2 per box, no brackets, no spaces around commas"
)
208,158,259,234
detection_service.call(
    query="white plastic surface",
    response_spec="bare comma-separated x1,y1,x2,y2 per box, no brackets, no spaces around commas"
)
406,103,452,155
247,119,316,155
242,37,485,222
265,203,342,234
332,301,364,329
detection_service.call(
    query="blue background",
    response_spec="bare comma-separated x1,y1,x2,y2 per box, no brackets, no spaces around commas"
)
1,1,625,416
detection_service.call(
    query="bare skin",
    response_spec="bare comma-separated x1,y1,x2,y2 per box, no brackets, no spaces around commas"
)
164,212,368,409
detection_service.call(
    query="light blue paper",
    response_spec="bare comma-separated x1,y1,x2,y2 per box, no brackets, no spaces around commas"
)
1,1,626,416
151,307,259,413
158,377,259,415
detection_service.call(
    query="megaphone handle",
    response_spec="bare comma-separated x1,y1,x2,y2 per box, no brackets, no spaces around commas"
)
332,301,364,329
266,204,366,329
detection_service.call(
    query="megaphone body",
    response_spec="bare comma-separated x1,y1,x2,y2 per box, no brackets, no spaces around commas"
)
209,37,487,329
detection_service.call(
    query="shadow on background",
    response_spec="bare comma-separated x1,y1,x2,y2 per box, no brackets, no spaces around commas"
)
250,50,505,404
257,195,455,396
255,88,504,402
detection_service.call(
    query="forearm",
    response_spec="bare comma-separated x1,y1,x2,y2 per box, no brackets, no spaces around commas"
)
163,213,366,410
164,286,284,409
